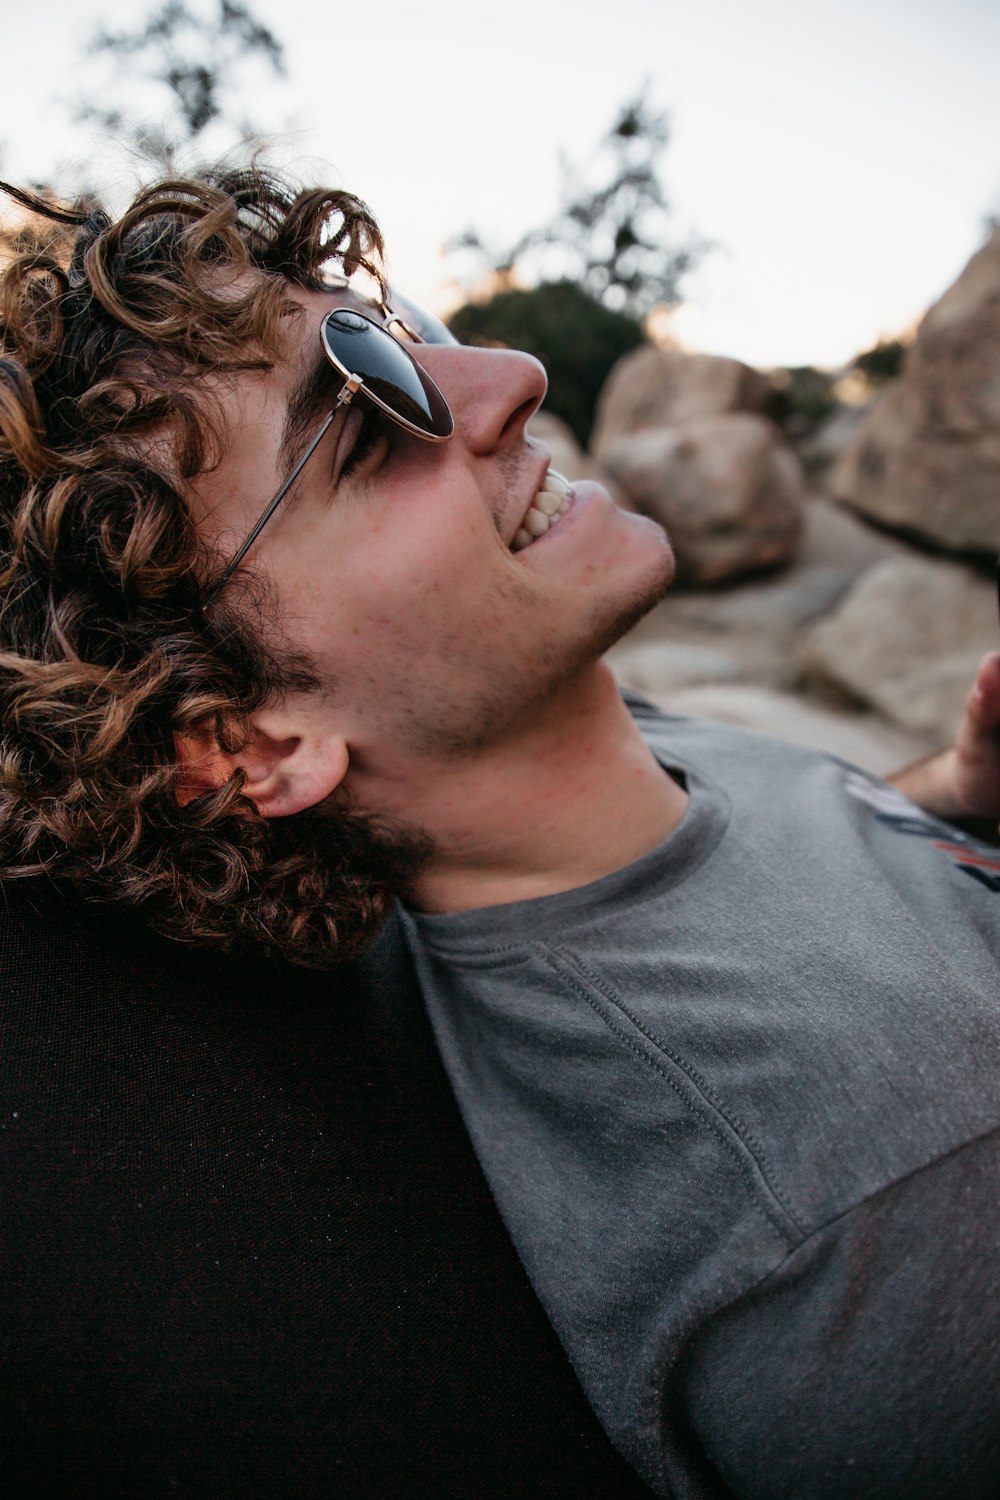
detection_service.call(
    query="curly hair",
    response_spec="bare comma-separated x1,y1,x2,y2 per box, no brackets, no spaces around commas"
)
0,166,429,967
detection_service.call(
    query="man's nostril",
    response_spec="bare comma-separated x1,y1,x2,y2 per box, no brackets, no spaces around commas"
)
500,396,542,442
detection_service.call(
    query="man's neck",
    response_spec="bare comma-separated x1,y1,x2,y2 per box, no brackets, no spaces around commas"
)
347,663,688,914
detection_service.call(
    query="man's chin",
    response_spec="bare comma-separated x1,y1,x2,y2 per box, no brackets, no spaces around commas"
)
591,526,675,658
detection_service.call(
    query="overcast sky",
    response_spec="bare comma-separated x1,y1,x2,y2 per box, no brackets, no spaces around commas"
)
2,0,997,369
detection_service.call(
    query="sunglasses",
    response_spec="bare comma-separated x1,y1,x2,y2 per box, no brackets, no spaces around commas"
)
211,291,456,592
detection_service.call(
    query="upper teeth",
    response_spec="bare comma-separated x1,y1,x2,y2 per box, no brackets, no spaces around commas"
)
511,469,572,551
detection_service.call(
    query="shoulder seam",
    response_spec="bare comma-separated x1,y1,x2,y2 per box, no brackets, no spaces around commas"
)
779,1115,1000,1260
540,947,807,1245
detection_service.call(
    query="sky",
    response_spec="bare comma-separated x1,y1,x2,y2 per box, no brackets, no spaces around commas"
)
1,0,998,371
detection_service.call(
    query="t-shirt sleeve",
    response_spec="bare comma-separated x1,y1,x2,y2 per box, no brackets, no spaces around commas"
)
675,1125,1000,1499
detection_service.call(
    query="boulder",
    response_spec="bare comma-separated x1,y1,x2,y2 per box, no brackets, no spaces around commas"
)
602,412,805,585
591,346,775,460
796,492,909,576
908,229,1000,437
607,641,741,698
831,382,1000,553
830,231,1000,554
799,555,998,743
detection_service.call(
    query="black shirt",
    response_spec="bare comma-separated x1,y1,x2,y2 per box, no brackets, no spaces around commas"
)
0,883,652,1498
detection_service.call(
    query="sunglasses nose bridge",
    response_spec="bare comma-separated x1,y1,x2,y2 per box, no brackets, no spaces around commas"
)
381,311,421,344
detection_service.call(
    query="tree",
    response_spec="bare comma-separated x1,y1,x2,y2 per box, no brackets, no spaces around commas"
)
450,88,705,322
75,0,286,167
851,337,907,387
767,366,838,439
446,89,706,446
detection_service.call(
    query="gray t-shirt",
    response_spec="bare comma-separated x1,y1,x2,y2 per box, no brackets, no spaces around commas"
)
398,702,1000,1499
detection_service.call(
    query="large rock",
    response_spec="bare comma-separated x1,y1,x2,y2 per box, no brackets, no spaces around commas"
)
831,232,1000,554
602,412,805,585
800,555,998,743
592,346,775,460
796,490,910,576
606,640,742,697
909,230,1000,437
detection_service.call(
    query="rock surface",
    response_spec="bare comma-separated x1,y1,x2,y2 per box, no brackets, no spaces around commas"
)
830,231,1000,554
642,683,928,777
799,555,997,743
544,276,1000,777
591,346,775,459
909,229,1000,437
606,501,998,767
602,413,805,585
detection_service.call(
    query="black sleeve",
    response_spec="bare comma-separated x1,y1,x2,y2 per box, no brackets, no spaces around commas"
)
677,1127,1000,1499
0,886,654,1499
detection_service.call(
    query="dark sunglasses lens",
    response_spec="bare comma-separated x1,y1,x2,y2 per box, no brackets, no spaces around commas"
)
322,309,452,437
387,289,458,347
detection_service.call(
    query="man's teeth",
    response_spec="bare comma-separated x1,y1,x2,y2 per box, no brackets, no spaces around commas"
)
511,469,572,551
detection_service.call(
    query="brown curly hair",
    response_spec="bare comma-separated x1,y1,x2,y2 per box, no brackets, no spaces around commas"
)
0,166,429,966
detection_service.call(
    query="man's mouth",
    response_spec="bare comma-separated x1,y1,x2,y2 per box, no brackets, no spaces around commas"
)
510,469,573,552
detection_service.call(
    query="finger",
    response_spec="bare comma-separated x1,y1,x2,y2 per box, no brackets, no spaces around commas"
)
969,651,1000,729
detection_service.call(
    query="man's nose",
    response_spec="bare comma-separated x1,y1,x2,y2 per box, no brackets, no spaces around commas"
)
422,346,548,457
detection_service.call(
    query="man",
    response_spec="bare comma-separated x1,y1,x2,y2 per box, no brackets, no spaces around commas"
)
2,167,999,1497
0,174,657,1498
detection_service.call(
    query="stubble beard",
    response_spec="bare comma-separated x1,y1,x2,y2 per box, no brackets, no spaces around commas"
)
396,523,676,760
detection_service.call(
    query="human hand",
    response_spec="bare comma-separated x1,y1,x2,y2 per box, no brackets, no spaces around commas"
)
887,651,1000,830
946,650,1000,823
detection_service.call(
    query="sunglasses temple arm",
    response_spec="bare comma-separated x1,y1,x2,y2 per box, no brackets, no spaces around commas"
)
208,408,342,595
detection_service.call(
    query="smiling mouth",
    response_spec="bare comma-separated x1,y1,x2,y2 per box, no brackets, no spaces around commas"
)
510,469,573,551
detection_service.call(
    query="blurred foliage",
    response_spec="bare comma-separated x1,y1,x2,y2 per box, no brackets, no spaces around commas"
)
75,0,285,166
449,281,646,447
851,337,907,387
449,89,704,322
767,365,839,438
447,87,704,446
769,336,909,444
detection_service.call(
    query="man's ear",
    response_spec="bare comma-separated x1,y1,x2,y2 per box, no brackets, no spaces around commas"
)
174,709,349,817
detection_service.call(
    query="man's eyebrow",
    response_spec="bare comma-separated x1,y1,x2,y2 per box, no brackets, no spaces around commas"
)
278,350,338,484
